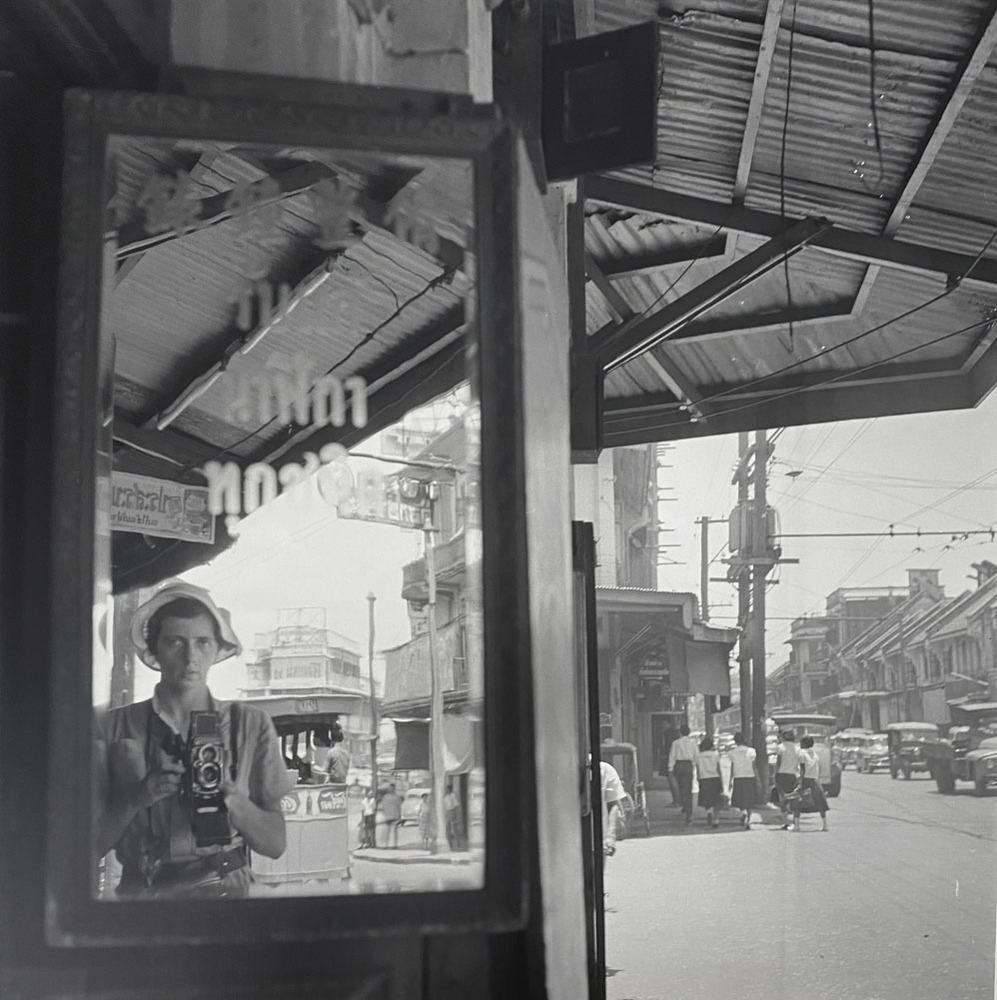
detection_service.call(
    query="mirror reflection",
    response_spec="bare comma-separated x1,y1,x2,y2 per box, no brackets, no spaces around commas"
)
92,135,484,899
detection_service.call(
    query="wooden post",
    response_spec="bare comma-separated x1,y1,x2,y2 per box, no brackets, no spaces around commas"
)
367,592,378,798
736,433,752,740
425,520,448,854
751,429,769,788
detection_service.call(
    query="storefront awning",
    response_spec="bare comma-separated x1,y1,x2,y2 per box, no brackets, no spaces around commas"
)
683,641,730,697
393,714,477,774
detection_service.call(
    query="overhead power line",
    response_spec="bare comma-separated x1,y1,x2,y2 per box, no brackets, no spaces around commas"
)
777,527,996,539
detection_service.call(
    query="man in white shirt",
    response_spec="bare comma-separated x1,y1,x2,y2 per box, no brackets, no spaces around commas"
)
667,724,697,823
599,759,627,856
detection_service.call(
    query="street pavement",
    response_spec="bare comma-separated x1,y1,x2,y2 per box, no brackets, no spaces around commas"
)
604,766,997,1000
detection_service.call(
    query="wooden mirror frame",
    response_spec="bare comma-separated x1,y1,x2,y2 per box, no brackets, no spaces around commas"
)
46,86,530,946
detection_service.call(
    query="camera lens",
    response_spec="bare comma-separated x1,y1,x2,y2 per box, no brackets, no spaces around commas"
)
199,746,218,763
198,762,221,787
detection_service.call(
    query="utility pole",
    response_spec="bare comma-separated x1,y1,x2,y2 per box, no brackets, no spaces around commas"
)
734,433,752,741
700,515,710,622
751,428,770,785
366,592,379,799
898,614,909,719
425,520,448,854
700,515,714,737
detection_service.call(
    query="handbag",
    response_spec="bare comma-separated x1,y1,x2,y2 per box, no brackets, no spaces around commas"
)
767,784,781,806
783,786,817,811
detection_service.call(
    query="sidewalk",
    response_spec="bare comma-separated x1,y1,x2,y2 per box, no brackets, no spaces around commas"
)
352,820,484,865
638,788,785,837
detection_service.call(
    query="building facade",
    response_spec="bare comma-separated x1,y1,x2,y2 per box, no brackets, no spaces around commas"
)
767,566,997,731
243,606,376,757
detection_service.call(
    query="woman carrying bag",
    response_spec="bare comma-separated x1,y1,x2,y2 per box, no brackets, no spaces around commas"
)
727,731,758,830
789,735,830,832
695,736,723,828
773,730,802,830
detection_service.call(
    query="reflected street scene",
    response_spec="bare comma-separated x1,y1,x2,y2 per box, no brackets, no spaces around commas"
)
92,133,485,900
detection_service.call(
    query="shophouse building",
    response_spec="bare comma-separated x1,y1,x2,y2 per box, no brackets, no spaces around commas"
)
243,607,377,758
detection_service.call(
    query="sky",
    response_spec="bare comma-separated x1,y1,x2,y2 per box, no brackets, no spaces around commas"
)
130,467,424,704
119,387,997,702
654,389,997,674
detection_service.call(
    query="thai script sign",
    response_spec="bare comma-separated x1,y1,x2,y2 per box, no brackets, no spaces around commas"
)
279,785,348,820
204,445,433,534
110,472,215,544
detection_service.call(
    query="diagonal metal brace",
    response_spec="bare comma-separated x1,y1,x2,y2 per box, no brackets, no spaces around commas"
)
595,216,832,373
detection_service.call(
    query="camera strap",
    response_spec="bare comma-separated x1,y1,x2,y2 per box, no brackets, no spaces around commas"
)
228,701,240,782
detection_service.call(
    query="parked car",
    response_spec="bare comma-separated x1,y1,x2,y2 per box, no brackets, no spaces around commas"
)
922,703,997,795
831,728,875,769
884,721,939,779
854,733,889,773
770,713,843,797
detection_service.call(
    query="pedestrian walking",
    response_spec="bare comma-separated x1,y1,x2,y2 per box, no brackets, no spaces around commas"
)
791,735,830,832
379,783,402,848
695,735,723,827
774,730,802,829
727,731,758,829
418,792,436,850
443,784,467,850
359,786,377,848
668,723,697,823
599,758,628,857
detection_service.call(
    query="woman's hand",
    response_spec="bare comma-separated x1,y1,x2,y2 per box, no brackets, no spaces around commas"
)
221,780,252,829
110,740,184,811
221,780,287,858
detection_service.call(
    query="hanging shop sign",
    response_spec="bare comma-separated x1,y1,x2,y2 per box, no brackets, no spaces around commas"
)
109,471,215,543
637,652,670,680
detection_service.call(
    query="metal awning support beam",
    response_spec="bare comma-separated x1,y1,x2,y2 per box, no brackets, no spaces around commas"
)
584,175,997,291
734,0,787,203
601,369,975,447
594,216,830,372
883,8,997,236
594,236,729,278
584,252,706,418
113,421,224,471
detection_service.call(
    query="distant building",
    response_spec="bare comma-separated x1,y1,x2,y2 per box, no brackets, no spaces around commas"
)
243,606,377,756
379,415,483,798
579,445,738,788
767,565,997,730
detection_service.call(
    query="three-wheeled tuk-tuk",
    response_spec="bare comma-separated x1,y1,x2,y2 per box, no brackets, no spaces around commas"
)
245,693,364,885
884,721,938,779
600,741,651,836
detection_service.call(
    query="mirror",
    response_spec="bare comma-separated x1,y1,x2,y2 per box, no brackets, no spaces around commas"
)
91,130,485,901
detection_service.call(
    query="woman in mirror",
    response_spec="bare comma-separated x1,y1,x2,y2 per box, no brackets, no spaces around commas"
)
93,582,294,898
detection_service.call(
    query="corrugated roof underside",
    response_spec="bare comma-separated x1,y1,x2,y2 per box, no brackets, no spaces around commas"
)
603,264,996,401
588,0,997,411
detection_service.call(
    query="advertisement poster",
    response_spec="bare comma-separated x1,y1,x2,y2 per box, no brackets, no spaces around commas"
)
110,471,215,544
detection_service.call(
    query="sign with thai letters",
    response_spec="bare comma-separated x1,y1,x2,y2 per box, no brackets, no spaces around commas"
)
280,784,348,820
110,472,215,543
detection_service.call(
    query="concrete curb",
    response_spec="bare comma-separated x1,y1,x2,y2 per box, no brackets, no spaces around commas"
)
352,848,482,866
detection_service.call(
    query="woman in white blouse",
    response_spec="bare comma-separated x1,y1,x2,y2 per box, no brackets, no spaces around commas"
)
695,736,723,828
792,735,830,832
774,730,802,829
727,731,758,829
